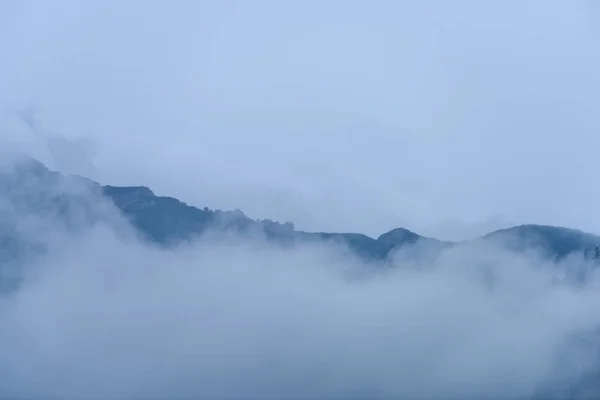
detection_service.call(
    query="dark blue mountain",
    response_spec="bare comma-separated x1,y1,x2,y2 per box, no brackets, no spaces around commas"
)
3,157,600,398
482,225,600,259
1,157,599,267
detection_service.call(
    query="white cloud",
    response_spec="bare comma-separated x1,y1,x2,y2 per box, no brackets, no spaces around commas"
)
1,166,600,398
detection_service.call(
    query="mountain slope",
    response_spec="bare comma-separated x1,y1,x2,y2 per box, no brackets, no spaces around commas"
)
483,224,600,259
1,158,599,266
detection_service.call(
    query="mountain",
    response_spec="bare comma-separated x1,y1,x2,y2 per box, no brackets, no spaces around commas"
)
3,157,600,396
3,157,600,398
1,157,600,268
482,225,600,259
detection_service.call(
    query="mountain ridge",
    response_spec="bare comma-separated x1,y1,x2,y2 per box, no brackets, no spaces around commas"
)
3,156,600,397
2,156,600,263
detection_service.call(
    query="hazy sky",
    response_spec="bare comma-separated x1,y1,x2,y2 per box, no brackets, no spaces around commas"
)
1,0,599,238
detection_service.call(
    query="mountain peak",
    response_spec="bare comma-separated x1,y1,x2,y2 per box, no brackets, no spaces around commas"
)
2,158,599,263
377,227,421,246
483,224,600,258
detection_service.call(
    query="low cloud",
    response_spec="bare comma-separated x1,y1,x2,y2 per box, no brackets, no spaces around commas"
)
1,168,600,399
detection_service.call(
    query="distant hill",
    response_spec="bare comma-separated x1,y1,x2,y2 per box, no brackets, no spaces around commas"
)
2,157,600,268
482,224,600,259
3,156,600,398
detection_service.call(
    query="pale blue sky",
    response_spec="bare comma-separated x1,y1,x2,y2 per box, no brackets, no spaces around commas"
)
1,0,599,239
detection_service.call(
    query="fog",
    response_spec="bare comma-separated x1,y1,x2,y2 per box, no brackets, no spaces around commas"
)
0,166,600,399
2,0,600,398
